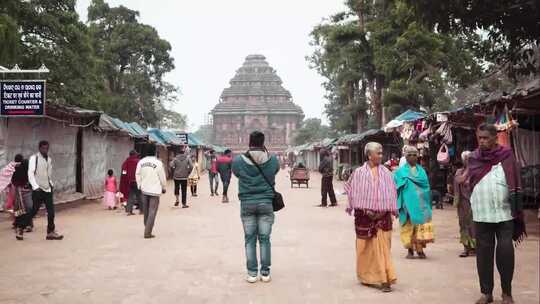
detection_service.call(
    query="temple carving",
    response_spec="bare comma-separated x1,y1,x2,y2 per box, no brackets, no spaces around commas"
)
211,54,304,152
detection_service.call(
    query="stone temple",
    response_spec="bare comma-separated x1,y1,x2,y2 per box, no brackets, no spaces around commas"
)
211,54,304,152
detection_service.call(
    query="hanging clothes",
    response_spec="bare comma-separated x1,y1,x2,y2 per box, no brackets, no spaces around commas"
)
497,131,511,147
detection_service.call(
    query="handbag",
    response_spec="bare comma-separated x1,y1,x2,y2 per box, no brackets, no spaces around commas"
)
437,143,450,165
244,152,285,212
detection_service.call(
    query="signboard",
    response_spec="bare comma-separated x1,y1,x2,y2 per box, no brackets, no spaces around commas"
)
0,80,46,116
177,133,189,145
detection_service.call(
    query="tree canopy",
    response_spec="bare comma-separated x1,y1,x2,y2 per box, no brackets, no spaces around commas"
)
0,0,183,127
309,0,537,133
293,118,333,146
406,0,540,78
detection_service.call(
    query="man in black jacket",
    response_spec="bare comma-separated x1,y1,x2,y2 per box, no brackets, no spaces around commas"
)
318,149,337,207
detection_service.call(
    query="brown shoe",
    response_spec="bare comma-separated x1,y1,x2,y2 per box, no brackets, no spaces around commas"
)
46,231,64,240
501,294,514,304
475,294,494,304
144,234,155,239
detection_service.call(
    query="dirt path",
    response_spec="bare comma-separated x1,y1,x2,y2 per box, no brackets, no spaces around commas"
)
0,171,538,303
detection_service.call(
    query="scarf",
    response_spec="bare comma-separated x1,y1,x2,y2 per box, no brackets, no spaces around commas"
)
394,163,432,226
344,163,397,213
468,145,526,242
468,145,517,191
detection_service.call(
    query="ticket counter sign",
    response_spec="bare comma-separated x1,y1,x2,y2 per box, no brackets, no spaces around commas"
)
0,80,45,116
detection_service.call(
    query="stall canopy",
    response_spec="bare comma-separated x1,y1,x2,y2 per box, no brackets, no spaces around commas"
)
97,114,149,139
147,129,185,146
384,110,426,130
336,129,385,145
187,133,205,147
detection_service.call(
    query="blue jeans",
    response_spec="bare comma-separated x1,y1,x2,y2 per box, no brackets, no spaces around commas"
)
220,172,231,196
240,203,274,276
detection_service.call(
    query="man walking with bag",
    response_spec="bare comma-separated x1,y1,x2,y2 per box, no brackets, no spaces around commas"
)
232,131,280,284
136,145,167,239
28,140,63,240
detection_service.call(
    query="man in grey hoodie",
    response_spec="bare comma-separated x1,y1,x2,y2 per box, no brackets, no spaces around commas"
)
170,146,193,208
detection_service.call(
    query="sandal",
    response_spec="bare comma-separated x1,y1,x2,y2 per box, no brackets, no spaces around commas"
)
406,249,415,259
380,283,392,293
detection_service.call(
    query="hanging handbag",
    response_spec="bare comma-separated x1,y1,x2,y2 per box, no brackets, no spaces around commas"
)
437,143,450,165
419,126,431,141
244,152,285,212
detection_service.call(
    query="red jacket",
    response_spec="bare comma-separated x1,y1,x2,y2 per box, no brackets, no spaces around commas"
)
120,155,140,200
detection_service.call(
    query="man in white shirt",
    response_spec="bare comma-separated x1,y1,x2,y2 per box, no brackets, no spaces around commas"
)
28,140,63,240
136,145,167,239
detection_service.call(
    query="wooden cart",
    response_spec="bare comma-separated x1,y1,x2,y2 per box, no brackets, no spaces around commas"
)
290,167,310,188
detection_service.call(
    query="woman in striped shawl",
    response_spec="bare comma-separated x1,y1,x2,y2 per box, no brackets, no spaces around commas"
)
345,142,398,293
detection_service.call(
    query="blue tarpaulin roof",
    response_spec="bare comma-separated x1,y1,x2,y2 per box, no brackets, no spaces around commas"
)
392,110,426,122
187,133,205,147
147,129,166,146
125,122,148,137
148,129,184,146
97,114,148,139
384,110,426,130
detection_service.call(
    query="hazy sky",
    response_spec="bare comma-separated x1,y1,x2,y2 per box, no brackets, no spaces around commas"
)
76,0,347,130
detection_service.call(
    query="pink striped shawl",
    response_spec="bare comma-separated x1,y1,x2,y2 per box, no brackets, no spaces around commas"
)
344,163,397,213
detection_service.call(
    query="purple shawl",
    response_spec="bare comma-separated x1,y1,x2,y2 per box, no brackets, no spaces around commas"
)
468,145,519,192
468,145,525,242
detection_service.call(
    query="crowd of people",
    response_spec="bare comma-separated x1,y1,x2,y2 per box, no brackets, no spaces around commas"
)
0,125,528,303
342,123,525,304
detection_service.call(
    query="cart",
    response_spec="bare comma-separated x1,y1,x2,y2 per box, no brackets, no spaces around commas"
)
290,167,310,188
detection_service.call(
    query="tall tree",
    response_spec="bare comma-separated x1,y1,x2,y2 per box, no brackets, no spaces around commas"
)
0,0,101,106
87,0,176,126
406,0,540,79
309,0,483,131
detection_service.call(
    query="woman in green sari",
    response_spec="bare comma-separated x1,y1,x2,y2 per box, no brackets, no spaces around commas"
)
394,146,434,259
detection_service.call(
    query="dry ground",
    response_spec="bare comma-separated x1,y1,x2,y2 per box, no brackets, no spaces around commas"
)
0,171,538,304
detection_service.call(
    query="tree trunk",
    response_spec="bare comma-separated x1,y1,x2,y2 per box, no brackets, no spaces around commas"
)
369,75,384,128
355,0,365,32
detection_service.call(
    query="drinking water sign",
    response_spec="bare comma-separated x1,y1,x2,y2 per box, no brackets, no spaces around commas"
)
0,80,46,116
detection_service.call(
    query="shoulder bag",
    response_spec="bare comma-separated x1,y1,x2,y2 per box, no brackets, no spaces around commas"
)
244,152,284,212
